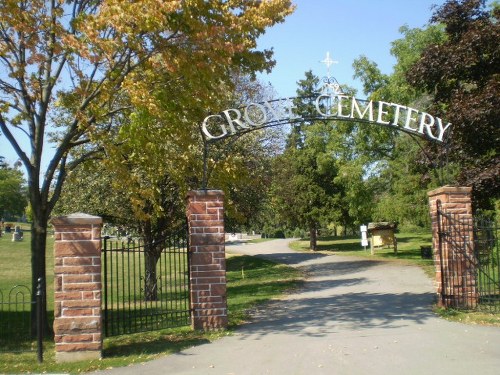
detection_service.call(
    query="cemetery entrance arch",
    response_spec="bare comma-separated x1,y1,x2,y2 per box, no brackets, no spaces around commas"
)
199,84,451,189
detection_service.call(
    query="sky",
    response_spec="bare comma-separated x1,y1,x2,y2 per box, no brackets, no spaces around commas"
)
0,0,447,168
256,0,447,98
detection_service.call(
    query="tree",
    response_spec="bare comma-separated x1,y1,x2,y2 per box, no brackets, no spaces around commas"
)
0,0,294,333
352,23,450,228
270,71,339,250
407,0,500,209
371,136,436,228
56,73,285,300
205,75,287,232
0,156,26,220
53,161,134,225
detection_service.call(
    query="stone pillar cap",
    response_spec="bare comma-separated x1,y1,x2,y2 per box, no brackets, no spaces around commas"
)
51,213,102,226
427,185,472,197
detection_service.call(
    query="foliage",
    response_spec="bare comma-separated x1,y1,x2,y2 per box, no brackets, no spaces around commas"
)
371,136,435,227
202,76,287,232
0,157,26,219
407,0,500,209
269,71,340,249
53,161,134,224
352,23,452,228
0,0,295,330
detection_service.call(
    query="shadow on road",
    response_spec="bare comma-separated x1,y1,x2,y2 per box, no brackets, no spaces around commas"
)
229,244,436,339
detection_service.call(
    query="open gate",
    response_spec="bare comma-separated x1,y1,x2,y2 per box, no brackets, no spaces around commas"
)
437,201,500,312
101,228,191,337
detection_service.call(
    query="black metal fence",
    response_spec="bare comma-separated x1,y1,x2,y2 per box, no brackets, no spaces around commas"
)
474,215,500,311
437,203,499,312
0,284,32,350
102,229,191,337
0,278,44,361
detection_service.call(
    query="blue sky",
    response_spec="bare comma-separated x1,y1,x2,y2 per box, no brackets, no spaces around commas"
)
1,0,446,167
257,0,447,98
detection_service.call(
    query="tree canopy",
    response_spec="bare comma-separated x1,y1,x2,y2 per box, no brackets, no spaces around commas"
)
0,156,26,220
0,0,295,333
408,0,499,208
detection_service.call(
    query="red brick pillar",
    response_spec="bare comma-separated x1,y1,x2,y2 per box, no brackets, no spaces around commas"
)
428,186,477,308
186,190,228,330
51,213,103,362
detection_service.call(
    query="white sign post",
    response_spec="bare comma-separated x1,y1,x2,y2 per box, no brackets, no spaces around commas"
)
360,225,368,250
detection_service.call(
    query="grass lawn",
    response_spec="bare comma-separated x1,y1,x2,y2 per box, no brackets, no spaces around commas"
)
0,223,55,292
0,228,302,374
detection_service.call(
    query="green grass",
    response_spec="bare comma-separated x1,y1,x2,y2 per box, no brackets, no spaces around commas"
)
226,254,302,326
0,223,55,293
0,231,302,374
433,306,500,326
289,231,435,277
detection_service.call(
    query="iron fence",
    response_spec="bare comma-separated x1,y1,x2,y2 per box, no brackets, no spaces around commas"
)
437,203,499,312
0,278,44,361
474,215,500,311
102,229,191,337
0,284,32,349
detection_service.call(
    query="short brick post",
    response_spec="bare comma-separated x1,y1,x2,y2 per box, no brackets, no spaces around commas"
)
51,213,103,363
428,186,477,308
186,190,228,330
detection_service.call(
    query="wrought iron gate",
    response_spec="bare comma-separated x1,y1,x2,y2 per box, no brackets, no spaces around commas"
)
437,201,500,312
102,229,191,337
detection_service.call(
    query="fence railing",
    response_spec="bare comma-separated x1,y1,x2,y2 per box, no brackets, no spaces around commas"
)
437,203,499,312
474,216,500,312
0,278,44,361
102,230,191,337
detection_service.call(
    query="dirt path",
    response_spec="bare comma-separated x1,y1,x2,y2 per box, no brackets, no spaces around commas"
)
96,239,500,375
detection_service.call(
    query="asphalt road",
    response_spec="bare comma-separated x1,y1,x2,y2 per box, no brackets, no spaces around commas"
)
95,238,500,375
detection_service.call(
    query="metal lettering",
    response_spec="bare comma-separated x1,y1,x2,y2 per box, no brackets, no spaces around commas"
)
202,114,228,140
222,109,248,134
244,103,268,127
336,95,351,118
391,103,406,126
418,112,436,139
377,101,391,125
436,117,452,142
201,95,451,143
404,107,419,132
315,94,333,117
351,98,374,122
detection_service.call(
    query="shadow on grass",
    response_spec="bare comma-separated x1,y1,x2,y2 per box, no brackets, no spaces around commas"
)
293,236,362,253
0,310,35,352
103,332,211,358
316,242,361,252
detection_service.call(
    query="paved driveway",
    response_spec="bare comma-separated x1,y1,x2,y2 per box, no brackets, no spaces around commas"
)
96,239,500,375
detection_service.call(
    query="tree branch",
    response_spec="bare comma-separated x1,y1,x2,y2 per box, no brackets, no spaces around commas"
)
0,113,31,172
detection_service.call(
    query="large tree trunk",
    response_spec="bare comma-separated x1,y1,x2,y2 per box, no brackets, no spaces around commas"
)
142,219,164,302
144,247,160,301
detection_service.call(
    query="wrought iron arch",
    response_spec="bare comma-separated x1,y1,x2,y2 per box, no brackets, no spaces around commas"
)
199,92,452,189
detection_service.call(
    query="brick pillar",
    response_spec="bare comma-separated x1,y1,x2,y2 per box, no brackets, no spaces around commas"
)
51,213,103,363
428,186,477,308
186,190,228,330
